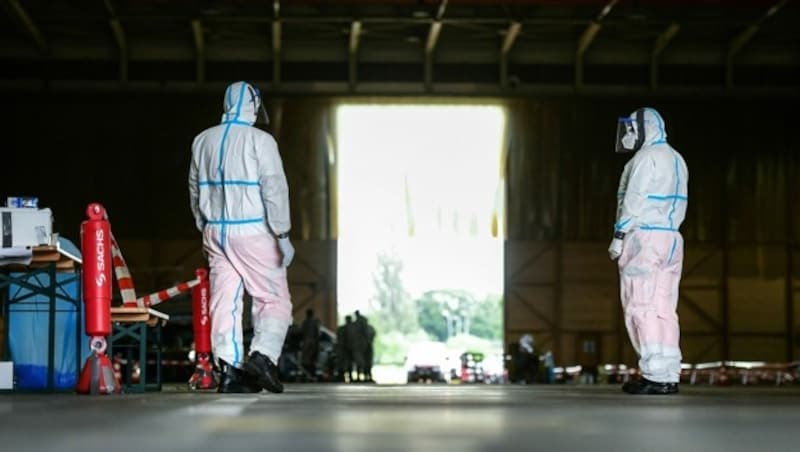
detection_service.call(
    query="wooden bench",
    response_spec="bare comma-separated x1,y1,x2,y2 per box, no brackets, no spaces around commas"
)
108,307,169,392
110,306,169,327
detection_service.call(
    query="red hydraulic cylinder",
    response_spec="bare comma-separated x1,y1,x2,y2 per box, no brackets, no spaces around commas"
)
77,203,119,395
192,268,211,354
82,203,111,337
189,268,216,390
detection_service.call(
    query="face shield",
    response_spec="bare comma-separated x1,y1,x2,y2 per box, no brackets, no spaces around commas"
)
246,85,270,125
615,108,645,153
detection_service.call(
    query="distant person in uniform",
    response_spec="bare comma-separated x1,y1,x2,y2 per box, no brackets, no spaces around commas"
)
515,334,538,384
301,308,320,381
337,316,353,382
363,315,376,382
348,311,368,382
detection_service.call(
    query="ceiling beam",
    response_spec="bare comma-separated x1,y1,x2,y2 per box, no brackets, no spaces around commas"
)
272,21,281,86
273,1,282,87
191,19,205,83
575,0,618,88
500,21,522,89
272,0,282,88
104,1,128,82
424,21,442,91
726,0,788,89
110,19,128,82
349,21,362,55
435,0,448,22
349,20,362,90
501,21,522,56
5,0,48,53
17,13,782,28
425,21,442,56
650,22,680,89
424,0,447,91
102,0,117,17
3,79,798,98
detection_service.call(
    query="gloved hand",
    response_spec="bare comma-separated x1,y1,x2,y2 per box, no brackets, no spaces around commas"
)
278,236,295,268
608,238,623,261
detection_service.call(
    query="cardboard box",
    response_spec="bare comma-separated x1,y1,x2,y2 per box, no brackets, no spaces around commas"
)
0,208,52,248
0,361,12,390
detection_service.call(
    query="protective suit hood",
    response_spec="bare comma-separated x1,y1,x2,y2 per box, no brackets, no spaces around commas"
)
637,107,668,148
616,107,668,153
221,81,261,125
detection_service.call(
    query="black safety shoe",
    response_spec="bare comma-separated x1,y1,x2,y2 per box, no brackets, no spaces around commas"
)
244,351,284,394
217,360,262,393
622,377,679,395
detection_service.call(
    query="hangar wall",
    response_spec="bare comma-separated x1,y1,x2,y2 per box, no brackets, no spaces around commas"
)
1,92,797,366
504,96,799,366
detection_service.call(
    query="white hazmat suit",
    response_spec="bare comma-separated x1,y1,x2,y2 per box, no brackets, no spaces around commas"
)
611,107,688,386
189,81,293,370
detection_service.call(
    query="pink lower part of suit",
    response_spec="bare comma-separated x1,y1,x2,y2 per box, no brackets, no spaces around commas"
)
203,228,292,368
618,230,683,383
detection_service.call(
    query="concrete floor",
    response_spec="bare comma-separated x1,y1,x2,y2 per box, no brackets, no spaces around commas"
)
1,384,799,452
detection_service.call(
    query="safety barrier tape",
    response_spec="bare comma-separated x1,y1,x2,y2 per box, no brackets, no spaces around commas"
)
104,211,200,309
109,233,138,306
136,278,201,307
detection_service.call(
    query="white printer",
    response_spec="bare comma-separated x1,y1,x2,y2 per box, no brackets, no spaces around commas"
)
0,208,53,248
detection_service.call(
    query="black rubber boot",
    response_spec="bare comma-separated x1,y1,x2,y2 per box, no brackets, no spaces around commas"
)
622,377,679,395
217,360,262,393
244,351,284,394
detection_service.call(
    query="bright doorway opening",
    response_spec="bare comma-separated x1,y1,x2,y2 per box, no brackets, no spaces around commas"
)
336,103,507,384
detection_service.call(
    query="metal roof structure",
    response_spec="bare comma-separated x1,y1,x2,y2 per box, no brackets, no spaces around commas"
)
1,0,797,94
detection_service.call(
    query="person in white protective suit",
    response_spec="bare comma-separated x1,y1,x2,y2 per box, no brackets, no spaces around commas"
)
609,107,688,395
189,81,294,393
